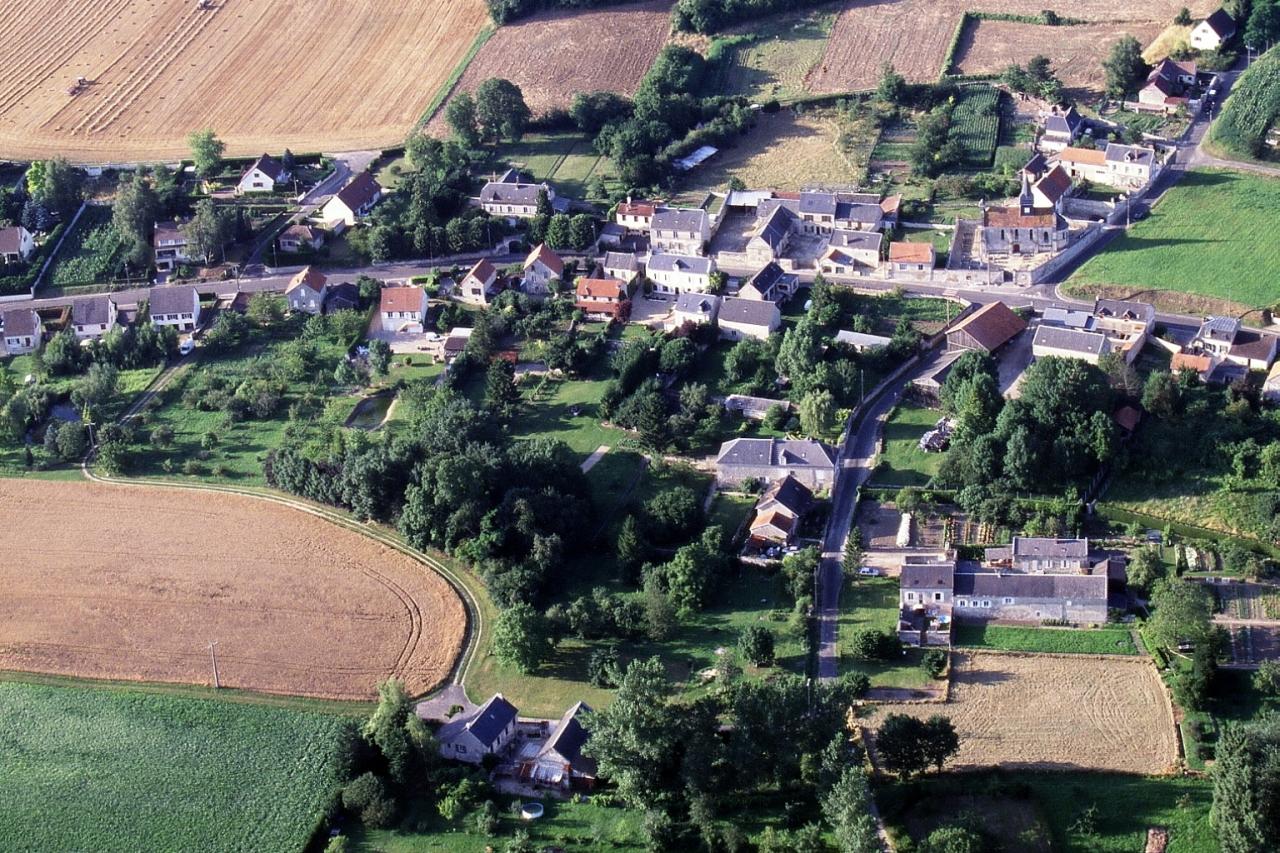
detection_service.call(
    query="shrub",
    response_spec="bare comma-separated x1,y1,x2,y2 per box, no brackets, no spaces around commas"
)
738,625,776,667
850,628,902,660
922,648,949,679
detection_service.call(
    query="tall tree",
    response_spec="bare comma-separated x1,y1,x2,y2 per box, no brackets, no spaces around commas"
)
1212,716,1280,853
799,389,836,438
822,767,880,853
113,172,158,267
445,93,481,148
474,78,532,142
363,678,436,787
30,157,85,218
187,129,226,179
183,198,233,265
1103,35,1148,98
484,358,520,420
492,601,551,673
1148,577,1213,652
582,657,682,807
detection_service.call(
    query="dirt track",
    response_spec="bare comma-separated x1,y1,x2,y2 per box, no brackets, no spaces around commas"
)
0,0,490,162
0,479,465,700
871,651,1179,773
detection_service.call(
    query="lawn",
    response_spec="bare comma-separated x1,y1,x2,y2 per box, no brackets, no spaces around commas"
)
709,7,836,102
1067,169,1280,310
510,373,633,459
0,680,351,852
879,771,1215,853
486,132,619,200
869,401,945,487
953,624,1140,655
840,575,934,689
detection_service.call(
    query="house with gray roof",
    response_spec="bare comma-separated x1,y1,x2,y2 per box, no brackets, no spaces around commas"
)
71,295,118,340
479,173,563,219
519,701,597,791
898,557,955,646
650,208,709,256
717,296,780,341
1191,7,1236,49
739,261,797,303
670,292,721,329
819,230,882,276
1041,106,1084,152
647,253,714,294
147,285,200,331
746,205,794,265
437,693,519,764
716,437,837,488
602,251,640,285
2,308,42,355
1032,325,1110,364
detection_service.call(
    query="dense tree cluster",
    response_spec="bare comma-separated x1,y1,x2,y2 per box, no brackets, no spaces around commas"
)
1213,43,1280,156
1212,714,1280,852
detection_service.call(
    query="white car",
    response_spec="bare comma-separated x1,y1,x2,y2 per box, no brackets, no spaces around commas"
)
857,567,882,577
179,339,195,356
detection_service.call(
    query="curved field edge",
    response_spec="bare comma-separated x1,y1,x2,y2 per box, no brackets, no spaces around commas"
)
0,679,352,853
78,466,490,707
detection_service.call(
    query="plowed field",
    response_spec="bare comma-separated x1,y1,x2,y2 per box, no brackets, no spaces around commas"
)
429,0,673,132
0,0,490,162
871,651,1178,773
953,19,1164,90
0,480,465,700
808,0,1215,93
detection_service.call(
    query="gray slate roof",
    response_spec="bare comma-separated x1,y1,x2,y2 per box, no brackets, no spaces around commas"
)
648,254,712,275
537,701,596,775
718,296,779,329
744,261,792,296
900,561,956,590
834,202,883,224
148,285,198,316
72,296,115,327
1104,143,1155,167
1044,106,1082,137
799,191,837,216
1094,298,1154,325
465,694,519,748
603,251,639,272
674,292,721,315
717,437,837,470
651,208,707,234
2,308,39,337
755,205,794,250
480,180,545,207
1198,315,1240,343
829,230,882,251
1033,325,1107,356
760,474,813,515
1013,537,1088,559
954,571,1107,600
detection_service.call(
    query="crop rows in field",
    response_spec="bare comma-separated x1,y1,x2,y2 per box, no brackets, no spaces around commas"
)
0,681,351,852
46,205,125,287
949,85,1001,168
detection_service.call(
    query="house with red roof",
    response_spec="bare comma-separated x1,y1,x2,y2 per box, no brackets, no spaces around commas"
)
459,259,501,306
378,286,429,333
575,277,627,319
285,266,328,315
521,243,564,298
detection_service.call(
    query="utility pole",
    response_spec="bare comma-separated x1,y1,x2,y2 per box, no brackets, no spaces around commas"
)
208,641,221,689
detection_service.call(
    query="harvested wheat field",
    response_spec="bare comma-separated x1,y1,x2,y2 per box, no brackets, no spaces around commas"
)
0,479,465,700
428,0,672,132
0,0,490,163
954,19,1164,91
808,0,1216,93
870,651,1178,773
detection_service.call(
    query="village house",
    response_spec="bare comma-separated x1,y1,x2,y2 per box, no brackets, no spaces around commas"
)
324,281,360,314
1175,315,1280,378
517,701,598,792
717,296,781,341
521,243,564,299
724,394,790,420
602,251,640,285
437,694,519,764
745,205,794,265
284,266,328,315
897,557,955,646
1190,7,1236,50
379,285,430,333
0,225,36,264
277,224,324,254
459,259,500,306
1032,299,1154,365
236,154,290,195
321,172,383,230
818,230,882,276
616,198,657,233
715,437,837,489
946,300,1027,354
668,292,721,330
1032,325,1110,364
575,277,627,320
650,208,710,256
1029,164,1073,211
70,295,117,341
1040,106,1084,152
443,327,473,363
1139,58,1198,110
739,261,797,303
152,221,190,273
887,241,935,276
747,474,813,548
1091,298,1156,362
1,308,42,355
647,253,714,295
147,285,200,331
479,169,563,220
1054,143,1158,190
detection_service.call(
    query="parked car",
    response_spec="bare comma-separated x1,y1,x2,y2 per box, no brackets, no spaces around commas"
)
857,567,882,577
179,339,195,356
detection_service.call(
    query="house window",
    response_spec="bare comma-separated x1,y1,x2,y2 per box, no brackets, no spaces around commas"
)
957,599,967,607
456,745,466,753
906,592,916,601
1002,597,1014,605
982,600,991,608
933,592,943,602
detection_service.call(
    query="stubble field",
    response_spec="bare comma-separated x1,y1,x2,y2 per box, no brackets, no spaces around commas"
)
0,0,490,162
807,0,1215,93
0,479,465,700
871,651,1178,773
428,0,673,131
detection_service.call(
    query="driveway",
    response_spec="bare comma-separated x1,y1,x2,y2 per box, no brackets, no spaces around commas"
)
996,327,1035,399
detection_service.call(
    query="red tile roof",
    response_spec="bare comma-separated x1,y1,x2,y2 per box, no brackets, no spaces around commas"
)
1171,352,1213,374
466,258,497,283
523,242,564,275
948,301,1027,352
286,265,327,294
617,201,656,217
888,241,934,264
1059,147,1108,167
576,277,625,301
379,286,426,314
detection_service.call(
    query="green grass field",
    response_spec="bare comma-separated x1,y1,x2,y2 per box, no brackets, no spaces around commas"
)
510,373,632,459
487,132,618,200
953,624,1140,655
710,8,836,102
0,681,351,852
840,576,934,689
869,402,945,488
1068,169,1280,309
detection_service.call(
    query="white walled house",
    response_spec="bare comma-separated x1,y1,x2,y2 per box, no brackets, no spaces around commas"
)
71,296,118,340
285,266,328,315
236,154,290,195
459,259,500,306
378,286,429,333
278,224,324,254
603,251,640,285
322,172,383,230
437,694,519,764
717,297,780,341
650,208,709,256
616,199,656,233
1190,8,1236,50
646,254,713,295
147,285,200,331
521,243,564,298
0,226,36,264
153,221,191,273
2,308,42,355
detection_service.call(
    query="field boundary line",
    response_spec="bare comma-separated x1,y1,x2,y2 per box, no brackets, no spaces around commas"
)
415,25,496,130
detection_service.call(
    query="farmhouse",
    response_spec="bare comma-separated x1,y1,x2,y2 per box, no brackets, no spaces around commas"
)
575,277,627,319
888,241,935,275
745,205,794,265
716,437,838,489
602,251,640,285
1040,106,1084,152
285,266,328,315
0,225,35,264
278,224,324,254
152,221,190,273
747,474,813,548
437,694,519,764
818,230,882,276
897,557,955,646
650,208,709,256
946,301,1026,354
1055,143,1158,190
378,287,428,333
237,154,290,195
459,259,500,306
717,297,781,341
148,285,200,331
1190,7,1236,50
70,296,118,341
517,701,598,792
647,254,714,295
739,262,798,303
479,170,563,220
521,243,564,298
1,308,42,355
669,292,721,329
1139,58,1198,109
1032,325,1110,363
616,199,657,233
322,172,383,230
